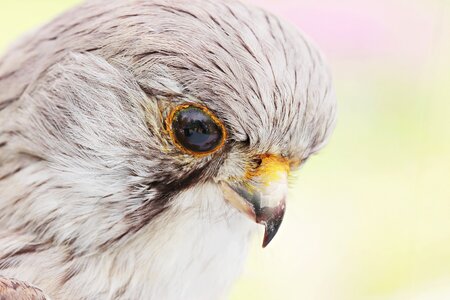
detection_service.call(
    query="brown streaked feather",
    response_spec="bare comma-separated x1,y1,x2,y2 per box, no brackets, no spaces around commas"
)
0,277,50,300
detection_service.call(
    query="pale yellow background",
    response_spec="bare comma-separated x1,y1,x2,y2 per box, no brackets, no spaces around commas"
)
1,1,449,300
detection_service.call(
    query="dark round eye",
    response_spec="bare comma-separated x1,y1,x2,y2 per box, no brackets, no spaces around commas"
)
168,105,226,155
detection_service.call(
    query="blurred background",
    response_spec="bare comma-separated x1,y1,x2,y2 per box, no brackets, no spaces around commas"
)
1,0,449,299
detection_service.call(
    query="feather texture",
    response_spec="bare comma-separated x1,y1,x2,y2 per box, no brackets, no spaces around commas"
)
0,276,50,300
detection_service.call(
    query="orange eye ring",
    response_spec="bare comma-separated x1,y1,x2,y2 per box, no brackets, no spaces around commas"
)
166,103,227,157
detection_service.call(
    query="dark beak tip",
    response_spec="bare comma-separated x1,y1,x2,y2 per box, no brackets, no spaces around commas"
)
260,202,286,248
262,232,273,248
261,220,283,248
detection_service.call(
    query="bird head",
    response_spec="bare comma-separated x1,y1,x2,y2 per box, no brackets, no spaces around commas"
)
3,0,336,255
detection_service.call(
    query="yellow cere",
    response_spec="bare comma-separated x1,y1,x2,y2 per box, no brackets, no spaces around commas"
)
248,154,290,186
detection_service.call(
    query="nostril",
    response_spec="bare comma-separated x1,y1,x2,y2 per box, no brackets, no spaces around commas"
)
252,157,263,169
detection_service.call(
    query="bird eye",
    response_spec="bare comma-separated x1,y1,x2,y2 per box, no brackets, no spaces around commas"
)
167,104,226,155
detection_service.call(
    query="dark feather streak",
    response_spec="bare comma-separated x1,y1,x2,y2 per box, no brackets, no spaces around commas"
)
0,167,22,181
0,98,18,112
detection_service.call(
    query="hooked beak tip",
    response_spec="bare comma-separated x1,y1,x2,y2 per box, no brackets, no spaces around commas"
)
220,180,287,248
258,199,286,248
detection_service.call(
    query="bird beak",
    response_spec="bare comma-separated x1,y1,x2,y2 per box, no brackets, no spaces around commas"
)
220,155,289,247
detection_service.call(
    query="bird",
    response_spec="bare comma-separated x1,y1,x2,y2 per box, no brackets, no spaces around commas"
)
0,0,336,299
